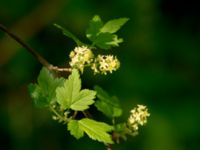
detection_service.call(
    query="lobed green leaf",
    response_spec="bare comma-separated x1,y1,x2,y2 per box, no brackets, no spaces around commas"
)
68,118,113,143
29,67,64,107
94,86,122,118
106,35,123,47
79,118,113,144
91,33,123,49
29,83,47,107
92,32,114,49
86,16,128,49
71,89,96,110
56,69,81,109
56,69,96,111
86,15,103,41
68,120,84,139
100,18,129,33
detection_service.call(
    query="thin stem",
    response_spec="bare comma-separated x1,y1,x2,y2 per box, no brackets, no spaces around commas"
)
72,111,78,119
82,110,92,118
0,23,71,72
82,111,89,118
106,144,113,150
50,106,68,124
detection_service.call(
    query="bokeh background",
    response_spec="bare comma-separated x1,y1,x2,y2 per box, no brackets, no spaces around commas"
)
0,0,200,150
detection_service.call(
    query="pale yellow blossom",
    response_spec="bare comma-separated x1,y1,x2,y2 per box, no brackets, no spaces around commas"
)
91,55,120,75
128,105,150,132
69,46,94,72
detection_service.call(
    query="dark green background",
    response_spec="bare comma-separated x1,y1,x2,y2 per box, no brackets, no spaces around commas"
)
0,0,200,149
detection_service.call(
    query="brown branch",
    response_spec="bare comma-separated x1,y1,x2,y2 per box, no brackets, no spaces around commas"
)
0,23,71,72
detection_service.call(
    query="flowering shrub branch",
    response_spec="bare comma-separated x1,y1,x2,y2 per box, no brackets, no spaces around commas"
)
0,15,150,150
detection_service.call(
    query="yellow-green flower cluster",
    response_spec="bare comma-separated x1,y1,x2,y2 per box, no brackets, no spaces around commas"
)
69,46,120,75
91,55,120,75
128,105,150,132
69,46,94,72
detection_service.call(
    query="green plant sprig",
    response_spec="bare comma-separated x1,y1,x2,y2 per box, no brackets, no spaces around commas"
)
28,15,150,149
0,15,150,150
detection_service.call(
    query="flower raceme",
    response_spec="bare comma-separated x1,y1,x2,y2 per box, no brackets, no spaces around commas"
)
128,105,150,132
91,55,120,75
69,46,120,75
69,46,94,72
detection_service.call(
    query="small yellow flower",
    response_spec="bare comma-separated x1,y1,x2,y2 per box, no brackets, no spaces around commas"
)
69,46,94,72
91,55,120,75
128,105,150,132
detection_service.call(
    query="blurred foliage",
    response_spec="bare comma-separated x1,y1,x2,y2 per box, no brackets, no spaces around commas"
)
0,0,200,150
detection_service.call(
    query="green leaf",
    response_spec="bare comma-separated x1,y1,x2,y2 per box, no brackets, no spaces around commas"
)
100,18,129,34
70,89,96,110
79,118,113,144
56,69,81,109
86,15,103,41
92,33,114,49
86,16,127,49
68,120,84,139
106,35,123,47
56,69,96,111
54,24,83,46
29,83,46,107
94,86,122,118
92,33,123,49
29,67,64,107
67,118,113,143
